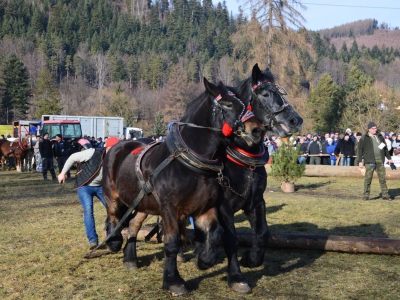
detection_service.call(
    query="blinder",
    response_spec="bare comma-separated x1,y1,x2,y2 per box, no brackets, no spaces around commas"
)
213,91,246,137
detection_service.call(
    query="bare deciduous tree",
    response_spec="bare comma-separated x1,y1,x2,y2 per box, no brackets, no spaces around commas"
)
92,53,109,90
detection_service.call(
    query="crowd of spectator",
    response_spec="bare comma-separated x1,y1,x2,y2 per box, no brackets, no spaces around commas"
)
263,129,400,166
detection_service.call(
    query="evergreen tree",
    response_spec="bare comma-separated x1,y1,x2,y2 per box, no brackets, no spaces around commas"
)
346,66,371,93
271,142,305,183
340,42,350,62
307,73,343,132
0,54,31,122
151,110,165,136
34,67,62,119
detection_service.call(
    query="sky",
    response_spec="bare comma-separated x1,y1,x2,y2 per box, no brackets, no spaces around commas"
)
217,0,400,31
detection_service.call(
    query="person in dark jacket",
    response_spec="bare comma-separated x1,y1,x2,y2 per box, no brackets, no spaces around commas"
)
358,122,393,201
335,133,355,166
58,136,120,250
53,134,71,179
307,134,322,164
39,132,57,181
354,132,362,165
297,137,308,164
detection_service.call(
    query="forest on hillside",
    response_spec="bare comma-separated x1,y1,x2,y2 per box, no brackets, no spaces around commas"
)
0,0,400,135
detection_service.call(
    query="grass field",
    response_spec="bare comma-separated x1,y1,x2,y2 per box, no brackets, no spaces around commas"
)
0,170,399,299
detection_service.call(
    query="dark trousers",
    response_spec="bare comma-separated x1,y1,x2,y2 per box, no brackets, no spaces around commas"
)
56,156,70,178
42,157,56,180
322,156,330,165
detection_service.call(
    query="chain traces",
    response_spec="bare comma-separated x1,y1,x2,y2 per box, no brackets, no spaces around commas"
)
217,167,254,197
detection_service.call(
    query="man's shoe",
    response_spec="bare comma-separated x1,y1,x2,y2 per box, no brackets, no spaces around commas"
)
382,196,393,201
363,197,369,201
89,242,98,250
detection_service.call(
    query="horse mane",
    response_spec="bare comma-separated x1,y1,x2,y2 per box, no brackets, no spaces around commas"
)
181,81,230,126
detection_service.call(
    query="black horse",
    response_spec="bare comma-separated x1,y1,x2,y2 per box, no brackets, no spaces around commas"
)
217,64,304,293
102,79,265,295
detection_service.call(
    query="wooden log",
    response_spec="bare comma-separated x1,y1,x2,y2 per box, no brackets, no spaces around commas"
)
265,165,400,179
135,226,400,255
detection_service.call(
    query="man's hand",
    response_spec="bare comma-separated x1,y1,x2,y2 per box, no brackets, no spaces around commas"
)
58,172,67,184
359,162,364,168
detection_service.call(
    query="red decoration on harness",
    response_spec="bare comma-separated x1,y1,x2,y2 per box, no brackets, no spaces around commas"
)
132,147,144,155
222,122,233,136
247,105,252,111
240,110,255,123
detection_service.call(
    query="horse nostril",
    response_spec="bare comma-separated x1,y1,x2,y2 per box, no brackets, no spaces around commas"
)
252,127,262,137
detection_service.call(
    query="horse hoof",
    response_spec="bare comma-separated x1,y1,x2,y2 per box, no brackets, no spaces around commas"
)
177,253,186,263
124,261,138,270
169,284,188,296
231,282,252,294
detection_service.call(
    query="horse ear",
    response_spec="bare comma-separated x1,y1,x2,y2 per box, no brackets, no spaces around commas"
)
252,63,262,83
203,77,219,97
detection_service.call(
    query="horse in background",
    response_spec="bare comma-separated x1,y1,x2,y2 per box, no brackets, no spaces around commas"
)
0,136,31,172
21,135,34,172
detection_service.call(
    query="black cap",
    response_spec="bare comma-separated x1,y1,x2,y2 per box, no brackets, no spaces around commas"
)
367,121,377,129
56,134,62,138
356,132,362,137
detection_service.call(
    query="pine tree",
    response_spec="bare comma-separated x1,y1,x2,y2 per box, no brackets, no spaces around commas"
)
0,53,31,122
271,143,305,183
151,110,165,136
34,67,62,119
307,73,343,133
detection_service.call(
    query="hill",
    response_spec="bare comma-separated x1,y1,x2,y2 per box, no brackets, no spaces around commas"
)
330,29,400,50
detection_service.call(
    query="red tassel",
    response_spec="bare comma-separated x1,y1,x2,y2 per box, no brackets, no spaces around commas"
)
131,147,144,155
247,105,252,111
222,122,233,136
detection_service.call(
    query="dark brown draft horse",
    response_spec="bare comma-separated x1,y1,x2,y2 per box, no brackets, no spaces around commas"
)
216,64,303,293
102,79,265,296
0,137,31,172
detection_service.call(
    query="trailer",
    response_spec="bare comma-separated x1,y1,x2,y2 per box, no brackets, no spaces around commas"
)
42,115,124,139
12,120,41,138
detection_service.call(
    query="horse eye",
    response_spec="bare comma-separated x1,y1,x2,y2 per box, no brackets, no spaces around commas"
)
261,91,270,98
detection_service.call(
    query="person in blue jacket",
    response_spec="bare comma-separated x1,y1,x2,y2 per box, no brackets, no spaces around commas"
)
326,138,337,166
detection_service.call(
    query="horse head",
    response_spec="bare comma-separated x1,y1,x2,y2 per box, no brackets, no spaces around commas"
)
234,63,303,138
204,78,265,144
177,78,265,159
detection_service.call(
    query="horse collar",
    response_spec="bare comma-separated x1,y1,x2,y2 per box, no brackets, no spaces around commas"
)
226,143,269,168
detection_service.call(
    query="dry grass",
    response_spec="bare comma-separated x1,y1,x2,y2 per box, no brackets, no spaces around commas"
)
0,171,400,299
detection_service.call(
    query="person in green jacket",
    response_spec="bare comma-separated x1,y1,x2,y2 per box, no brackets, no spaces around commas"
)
358,122,393,201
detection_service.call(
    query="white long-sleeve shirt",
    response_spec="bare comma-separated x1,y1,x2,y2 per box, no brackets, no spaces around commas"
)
62,149,103,186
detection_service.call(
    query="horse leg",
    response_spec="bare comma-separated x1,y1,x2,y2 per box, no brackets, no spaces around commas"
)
16,155,22,172
218,203,251,294
240,201,269,268
193,207,223,270
162,209,187,296
105,201,127,253
123,211,148,270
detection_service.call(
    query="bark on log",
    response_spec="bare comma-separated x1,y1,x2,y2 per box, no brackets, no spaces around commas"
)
265,165,400,179
135,226,400,255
